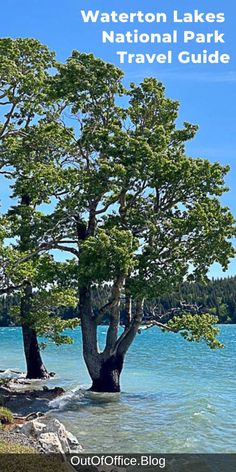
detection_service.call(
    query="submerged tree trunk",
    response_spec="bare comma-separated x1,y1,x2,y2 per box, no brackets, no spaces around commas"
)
90,354,124,393
79,286,101,382
79,284,124,392
79,286,145,392
22,326,49,379
21,281,49,379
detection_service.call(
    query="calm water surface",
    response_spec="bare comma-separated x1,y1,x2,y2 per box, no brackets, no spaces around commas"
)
0,325,235,453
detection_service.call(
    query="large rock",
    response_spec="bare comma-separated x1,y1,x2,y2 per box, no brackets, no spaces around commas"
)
37,432,64,453
14,416,83,453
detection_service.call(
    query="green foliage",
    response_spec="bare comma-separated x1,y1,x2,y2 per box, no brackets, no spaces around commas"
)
2,120,74,206
79,228,137,284
0,407,13,425
0,38,55,143
2,49,235,300
55,51,125,116
0,441,36,454
10,287,79,347
167,313,224,349
0,41,235,362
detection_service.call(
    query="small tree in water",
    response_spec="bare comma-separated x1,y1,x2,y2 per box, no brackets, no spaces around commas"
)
0,237,79,379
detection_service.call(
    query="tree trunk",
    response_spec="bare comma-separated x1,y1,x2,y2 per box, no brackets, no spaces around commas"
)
124,277,132,328
21,281,49,379
80,285,125,393
22,325,49,379
90,354,124,393
79,286,101,380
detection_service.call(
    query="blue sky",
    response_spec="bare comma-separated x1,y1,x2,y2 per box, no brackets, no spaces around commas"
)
1,0,236,278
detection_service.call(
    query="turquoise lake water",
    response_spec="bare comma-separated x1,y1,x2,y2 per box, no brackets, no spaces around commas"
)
0,325,235,453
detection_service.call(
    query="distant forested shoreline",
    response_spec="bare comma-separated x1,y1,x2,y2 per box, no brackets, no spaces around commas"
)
1,276,236,327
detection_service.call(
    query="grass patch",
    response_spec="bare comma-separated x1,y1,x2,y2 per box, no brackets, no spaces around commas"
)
0,441,35,453
0,441,71,471
0,408,13,426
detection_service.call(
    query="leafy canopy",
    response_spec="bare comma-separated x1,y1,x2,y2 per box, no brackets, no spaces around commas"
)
0,43,235,352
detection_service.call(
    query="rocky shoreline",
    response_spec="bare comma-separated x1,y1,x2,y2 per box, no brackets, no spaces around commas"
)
0,380,65,415
0,376,83,454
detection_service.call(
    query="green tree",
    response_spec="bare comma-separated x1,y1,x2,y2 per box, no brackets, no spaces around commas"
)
34,54,236,391
0,38,79,378
0,38,55,144
2,49,235,391
0,224,79,377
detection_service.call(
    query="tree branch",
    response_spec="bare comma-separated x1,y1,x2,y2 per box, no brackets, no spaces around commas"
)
0,283,25,296
48,243,79,257
140,321,174,331
113,298,144,357
95,275,124,325
0,99,17,139
102,275,125,357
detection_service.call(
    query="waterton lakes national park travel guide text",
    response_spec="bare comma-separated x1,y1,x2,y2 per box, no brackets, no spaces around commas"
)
80,8,231,64
0,1,236,471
